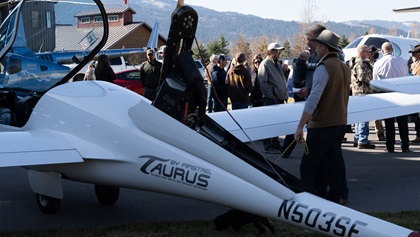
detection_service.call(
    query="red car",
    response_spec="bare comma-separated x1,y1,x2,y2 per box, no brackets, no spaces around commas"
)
114,69,144,95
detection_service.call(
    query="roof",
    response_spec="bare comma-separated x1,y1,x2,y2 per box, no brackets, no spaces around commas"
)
74,7,136,17
55,22,145,51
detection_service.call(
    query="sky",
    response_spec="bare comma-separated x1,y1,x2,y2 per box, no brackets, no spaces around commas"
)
183,0,419,23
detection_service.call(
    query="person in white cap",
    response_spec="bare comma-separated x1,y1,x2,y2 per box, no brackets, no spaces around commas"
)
258,42,288,154
294,30,351,204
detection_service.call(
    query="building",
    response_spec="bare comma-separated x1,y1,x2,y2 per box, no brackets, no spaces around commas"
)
56,6,166,63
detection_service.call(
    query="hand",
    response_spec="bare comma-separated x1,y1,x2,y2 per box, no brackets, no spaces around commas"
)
294,128,304,143
296,87,309,98
299,51,311,61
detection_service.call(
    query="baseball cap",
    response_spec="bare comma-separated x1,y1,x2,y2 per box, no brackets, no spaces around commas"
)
268,42,284,51
146,49,154,55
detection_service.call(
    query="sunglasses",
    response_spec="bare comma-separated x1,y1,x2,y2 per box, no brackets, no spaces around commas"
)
254,61,261,64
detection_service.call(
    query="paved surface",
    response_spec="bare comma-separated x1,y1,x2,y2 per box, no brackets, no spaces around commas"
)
1,122,419,232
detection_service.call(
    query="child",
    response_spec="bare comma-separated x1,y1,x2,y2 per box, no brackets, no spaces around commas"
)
84,63,96,80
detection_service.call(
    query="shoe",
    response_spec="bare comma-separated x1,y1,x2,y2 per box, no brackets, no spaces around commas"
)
271,143,283,151
410,137,420,142
383,148,394,153
339,198,348,206
264,147,281,154
402,149,411,153
353,143,357,147
378,134,386,141
358,143,376,149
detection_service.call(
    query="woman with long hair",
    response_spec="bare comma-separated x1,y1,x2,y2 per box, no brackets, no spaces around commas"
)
95,54,116,83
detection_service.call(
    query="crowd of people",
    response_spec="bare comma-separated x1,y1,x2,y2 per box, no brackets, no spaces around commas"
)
202,25,420,205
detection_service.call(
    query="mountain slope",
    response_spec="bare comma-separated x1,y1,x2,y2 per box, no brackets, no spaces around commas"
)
74,0,418,44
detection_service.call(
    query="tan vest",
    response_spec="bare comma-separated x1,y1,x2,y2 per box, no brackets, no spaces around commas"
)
411,60,420,76
307,55,351,129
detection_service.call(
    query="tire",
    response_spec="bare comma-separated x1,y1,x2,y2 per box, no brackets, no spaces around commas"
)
36,193,61,214
94,185,120,205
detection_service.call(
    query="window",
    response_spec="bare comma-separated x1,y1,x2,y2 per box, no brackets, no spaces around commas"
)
344,37,363,49
81,17,90,24
108,15,118,22
109,57,122,66
94,16,103,23
46,11,51,28
32,10,40,29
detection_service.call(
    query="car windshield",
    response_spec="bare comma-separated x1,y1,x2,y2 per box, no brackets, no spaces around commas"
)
0,0,106,94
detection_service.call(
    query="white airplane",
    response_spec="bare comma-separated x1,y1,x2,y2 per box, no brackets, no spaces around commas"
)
0,0,419,236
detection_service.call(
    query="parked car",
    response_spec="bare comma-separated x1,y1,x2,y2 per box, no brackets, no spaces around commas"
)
343,34,420,62
194,59,206,79
114,69,143,95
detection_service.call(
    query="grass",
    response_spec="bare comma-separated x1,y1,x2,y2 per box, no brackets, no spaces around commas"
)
0,211,419,237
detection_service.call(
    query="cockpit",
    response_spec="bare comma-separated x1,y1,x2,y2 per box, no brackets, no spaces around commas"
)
0,0,107,127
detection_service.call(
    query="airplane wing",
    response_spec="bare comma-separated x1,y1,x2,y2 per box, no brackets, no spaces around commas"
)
0,129,83,168
393,6,420,13
208,92,420,142
370,76,420,94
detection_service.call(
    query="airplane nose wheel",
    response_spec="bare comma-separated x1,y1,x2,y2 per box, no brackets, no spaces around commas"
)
94,185,120,205
35,193,61,214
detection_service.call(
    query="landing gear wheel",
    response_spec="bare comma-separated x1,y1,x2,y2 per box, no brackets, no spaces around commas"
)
36,193,61,214
95,185,120,205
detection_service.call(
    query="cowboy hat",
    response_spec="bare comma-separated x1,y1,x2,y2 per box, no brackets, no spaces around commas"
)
409,44,420,53
310,30,340,51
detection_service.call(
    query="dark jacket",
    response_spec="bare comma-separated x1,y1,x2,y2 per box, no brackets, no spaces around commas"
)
139,59,162,89
226,64,253,103
211,65,228,100
292,52,319,91
95,66,116,83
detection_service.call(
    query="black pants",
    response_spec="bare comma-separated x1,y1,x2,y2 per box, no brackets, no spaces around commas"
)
262,97,284,149
384,115,409,151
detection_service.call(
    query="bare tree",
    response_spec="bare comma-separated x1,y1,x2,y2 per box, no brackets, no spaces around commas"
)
388,25,398,36
231,35,253,64
411,22,419,38
348,32,357,43
292,0,320,58
249,35,268,58
368,27,376,35
300,0,318,25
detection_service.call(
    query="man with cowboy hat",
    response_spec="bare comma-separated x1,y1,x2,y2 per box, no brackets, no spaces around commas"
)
294,30,351,203
408,44,420,143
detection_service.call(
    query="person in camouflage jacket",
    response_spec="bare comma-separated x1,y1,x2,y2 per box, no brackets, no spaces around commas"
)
349,44,375,149
349,45,373,96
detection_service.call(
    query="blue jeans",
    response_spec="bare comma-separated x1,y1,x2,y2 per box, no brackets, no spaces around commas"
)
354,121,370,144
231,102,248,110
300,125,347,203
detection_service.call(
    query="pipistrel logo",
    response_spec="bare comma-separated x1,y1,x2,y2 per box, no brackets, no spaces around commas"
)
139,155,211,190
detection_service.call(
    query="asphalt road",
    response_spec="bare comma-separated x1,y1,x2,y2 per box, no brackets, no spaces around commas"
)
1,122,419,232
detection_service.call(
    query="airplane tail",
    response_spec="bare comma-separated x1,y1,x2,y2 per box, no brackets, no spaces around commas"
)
147,22,160,51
